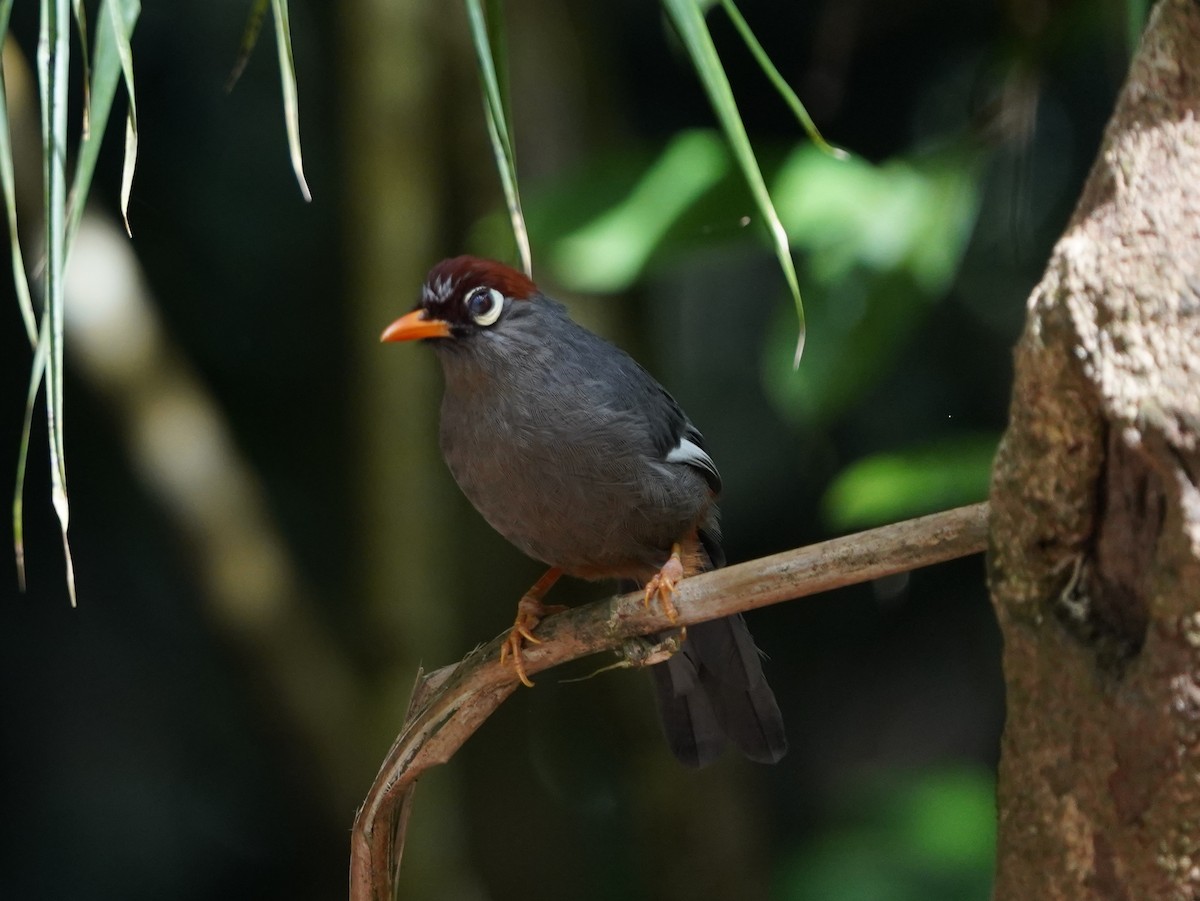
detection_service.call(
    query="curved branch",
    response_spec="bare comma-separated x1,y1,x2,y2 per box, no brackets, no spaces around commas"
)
349,501,990,901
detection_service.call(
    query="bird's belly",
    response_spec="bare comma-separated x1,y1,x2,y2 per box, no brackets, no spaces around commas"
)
440,412,704,581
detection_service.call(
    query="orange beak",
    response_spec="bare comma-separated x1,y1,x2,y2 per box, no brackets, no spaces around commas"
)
380,309,453,342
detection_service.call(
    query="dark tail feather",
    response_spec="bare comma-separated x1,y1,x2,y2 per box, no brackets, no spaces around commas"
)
649,656,725,767
638,528,787,767
651,616,787,766
691,615,788,764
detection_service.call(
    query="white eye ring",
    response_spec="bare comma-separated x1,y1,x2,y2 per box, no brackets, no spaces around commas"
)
467,287,504,326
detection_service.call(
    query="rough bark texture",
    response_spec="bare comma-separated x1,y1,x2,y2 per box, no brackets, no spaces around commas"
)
988,1,1200,898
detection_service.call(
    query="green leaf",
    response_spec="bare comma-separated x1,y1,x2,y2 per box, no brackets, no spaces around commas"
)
224,0,308,200
822,434,998,530
4,0,38,587
465,0,531,276
548,131,730,292
39,0,76,603
0,0,37,345
104,0,140,235
20,0,140,596
227,0,270,92
717,0,845,160
13,341,47,591
661,0,805,363
66,0,141,247
70,0,91,138
270,0,311,201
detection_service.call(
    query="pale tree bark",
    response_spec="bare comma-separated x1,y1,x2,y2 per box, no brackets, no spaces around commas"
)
988,0,1200,897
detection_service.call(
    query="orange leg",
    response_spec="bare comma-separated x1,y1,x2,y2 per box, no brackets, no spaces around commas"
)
499,567,566,687
643,542,684,623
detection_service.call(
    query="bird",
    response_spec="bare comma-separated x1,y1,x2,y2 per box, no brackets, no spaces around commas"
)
381,255,786,767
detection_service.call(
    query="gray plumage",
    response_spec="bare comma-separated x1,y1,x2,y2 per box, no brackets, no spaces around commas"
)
438,296,716,579
395,256,786,767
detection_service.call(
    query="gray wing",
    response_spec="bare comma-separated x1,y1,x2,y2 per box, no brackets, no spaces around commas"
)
557,313,722,494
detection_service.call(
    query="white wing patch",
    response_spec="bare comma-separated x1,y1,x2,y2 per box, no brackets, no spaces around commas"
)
665,437,721,491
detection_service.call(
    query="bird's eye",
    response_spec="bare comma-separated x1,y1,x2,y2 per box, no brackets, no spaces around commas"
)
466,287,504,326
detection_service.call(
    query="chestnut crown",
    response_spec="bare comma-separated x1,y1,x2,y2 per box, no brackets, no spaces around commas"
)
418,256,537,333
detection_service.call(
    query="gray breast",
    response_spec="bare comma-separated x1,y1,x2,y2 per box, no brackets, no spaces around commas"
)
436,351,710,580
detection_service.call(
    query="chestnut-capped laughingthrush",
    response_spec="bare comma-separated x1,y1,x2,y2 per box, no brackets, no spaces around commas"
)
381,256,786,767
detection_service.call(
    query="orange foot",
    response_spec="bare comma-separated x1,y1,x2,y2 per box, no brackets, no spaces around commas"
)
643,542,684,623
499,568,564,687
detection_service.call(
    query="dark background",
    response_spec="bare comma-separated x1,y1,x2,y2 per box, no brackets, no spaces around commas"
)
0,0,1130,899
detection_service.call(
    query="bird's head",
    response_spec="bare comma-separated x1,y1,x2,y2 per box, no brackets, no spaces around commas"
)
381,256,539,345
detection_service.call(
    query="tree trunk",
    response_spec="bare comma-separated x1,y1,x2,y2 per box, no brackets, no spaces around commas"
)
988,0,1200,897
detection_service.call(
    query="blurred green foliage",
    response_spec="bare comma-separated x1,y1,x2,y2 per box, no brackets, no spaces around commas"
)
548,131,731,291
822,434,998,530
777,767,996,901
764,147,981,427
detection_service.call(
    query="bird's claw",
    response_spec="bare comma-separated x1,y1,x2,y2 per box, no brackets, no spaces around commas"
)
500,595,567,688
644,544,684,623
